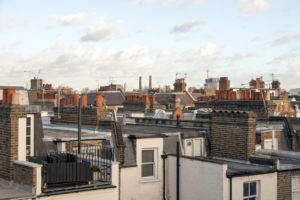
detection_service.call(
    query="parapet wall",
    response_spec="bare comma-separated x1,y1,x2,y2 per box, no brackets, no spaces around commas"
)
195,100,276,120
51,106,108,126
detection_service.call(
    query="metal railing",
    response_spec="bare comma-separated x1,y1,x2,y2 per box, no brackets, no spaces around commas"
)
28,142,114,192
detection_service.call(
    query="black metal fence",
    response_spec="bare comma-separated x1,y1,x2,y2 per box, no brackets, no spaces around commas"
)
28,142,114,191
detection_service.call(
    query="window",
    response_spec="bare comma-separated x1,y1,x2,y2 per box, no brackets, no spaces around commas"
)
141,149,156,178
243,181,259,200
264,138,278,150
292,176,300,200
26,117,31,156
184,137,206,157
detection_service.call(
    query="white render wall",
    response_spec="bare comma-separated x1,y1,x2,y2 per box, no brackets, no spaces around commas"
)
18,118,26,161
120,137,164,200
232,172,277,200
166,156,229,200
40,162,119,200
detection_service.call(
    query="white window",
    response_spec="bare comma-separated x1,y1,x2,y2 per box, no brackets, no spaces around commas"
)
26,117,31,156
243,181,259,200
141,149,157,179
292,176,300,200
184,137,206,157
264,138,278,150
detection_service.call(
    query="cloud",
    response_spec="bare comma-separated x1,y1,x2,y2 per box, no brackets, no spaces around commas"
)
182,0,205,6
237,0,271,14
80,19,124,42
49,13,95,28
132,0,156,6
170,20,202,34
272,33,300,46
288,59,300,77
162,0,177,6
199,42,221,57
268,52,299,65
137,26,150,33
230,51,256,61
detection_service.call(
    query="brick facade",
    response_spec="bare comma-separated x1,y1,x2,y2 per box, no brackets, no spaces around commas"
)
277,170,300,200
13,163,36,190
0,105,26,180
211,110,256,161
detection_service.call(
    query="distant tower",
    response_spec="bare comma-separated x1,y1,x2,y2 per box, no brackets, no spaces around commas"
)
30,78,43,91
219,77,230,91
173,79,186,92
139,76,142,91
149,75,152,89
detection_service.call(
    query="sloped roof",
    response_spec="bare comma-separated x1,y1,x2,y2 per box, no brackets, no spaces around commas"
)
87,91,125,106
155,92,195,106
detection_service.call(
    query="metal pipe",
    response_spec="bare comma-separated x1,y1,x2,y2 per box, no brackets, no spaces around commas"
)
176,142,180,200
229,177,232,200
161,153,168,200
78,96,82,154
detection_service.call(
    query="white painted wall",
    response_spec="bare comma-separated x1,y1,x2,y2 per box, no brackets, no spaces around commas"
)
232,173,277,200
166,156,229,200
120,137,163,200
18,118,26,161
40,162,119,200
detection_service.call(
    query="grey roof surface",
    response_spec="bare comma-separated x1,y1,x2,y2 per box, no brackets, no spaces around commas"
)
87,91,125,106
0,178,34,200
155,92,195,106
0,86,25,90
191,93,203,99
226,160,274,177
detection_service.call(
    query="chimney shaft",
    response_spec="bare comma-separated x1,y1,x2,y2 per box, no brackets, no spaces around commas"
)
149,75,152,89
139,76,142,91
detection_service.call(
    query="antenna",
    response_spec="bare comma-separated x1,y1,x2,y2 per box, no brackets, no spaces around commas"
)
206,69,210,79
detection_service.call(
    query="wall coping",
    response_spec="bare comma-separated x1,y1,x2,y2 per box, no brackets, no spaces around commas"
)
14,160,42,168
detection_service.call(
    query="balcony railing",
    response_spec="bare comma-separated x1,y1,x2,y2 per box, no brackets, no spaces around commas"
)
28,143,114,192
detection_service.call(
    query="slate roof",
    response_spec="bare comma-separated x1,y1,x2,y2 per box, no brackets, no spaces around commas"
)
87,91,125,106
155,92,195,106
0,178,34,200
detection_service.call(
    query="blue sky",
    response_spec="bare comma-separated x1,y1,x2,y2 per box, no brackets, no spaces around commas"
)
0,0,299,91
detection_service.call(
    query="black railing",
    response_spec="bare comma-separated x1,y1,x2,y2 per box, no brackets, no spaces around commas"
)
28,142,114,192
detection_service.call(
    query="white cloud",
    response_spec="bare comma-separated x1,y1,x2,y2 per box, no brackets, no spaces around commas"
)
80,19,124,42
272,33,300,46
49,13,95,27
137,26,150,33
170,20,202,34
268,52,299,65
182,0,205,6
199,42,221,57
230,51,256,61
237,0,271,14
132,0,156,6
162,0,177,6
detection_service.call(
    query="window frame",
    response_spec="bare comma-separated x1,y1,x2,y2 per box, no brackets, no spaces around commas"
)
26,116,31,156
243,181,260,200
141,148,157,180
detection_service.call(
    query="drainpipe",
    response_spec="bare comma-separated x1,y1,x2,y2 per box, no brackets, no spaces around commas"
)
78,95,82,154
176,142,180,200
229,177,232,200
161,153,168,200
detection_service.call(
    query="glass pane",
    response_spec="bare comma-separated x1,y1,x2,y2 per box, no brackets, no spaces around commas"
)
26,117,31,126
243,183,249,196
26,127,31,136
142,150,154,163
249,198,256,200
250,182,256,195
142,164,154,177
26,136,31,145
26,146,31,156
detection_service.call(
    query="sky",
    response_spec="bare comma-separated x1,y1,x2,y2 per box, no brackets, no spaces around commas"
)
0,0,299,91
